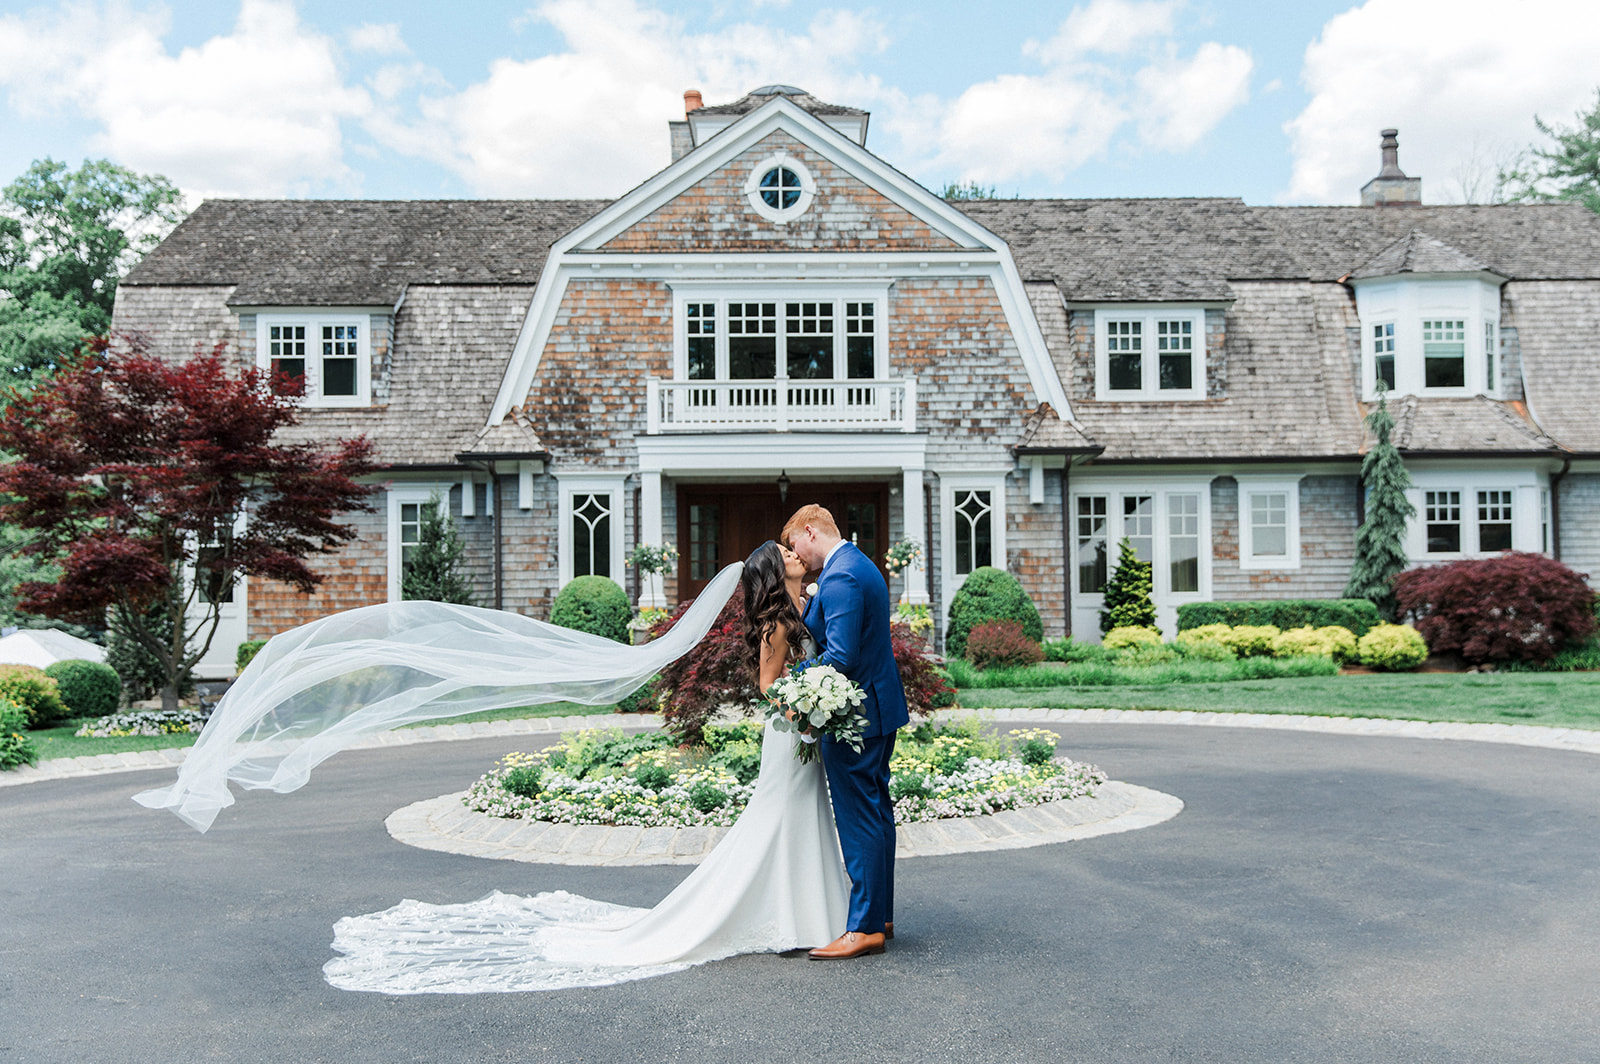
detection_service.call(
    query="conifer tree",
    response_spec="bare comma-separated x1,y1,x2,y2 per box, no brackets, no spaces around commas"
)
1344,390,1415,619
401,494,475,605
1100,537,1156,633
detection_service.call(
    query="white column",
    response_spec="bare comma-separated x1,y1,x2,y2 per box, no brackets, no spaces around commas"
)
640,471,666,608
901,466,929,605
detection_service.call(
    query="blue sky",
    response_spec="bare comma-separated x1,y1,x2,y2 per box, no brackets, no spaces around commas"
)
1,0,1596,206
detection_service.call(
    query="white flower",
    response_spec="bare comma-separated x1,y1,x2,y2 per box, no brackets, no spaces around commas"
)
806,582,820,598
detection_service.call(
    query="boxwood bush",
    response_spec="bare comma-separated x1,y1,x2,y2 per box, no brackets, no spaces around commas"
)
43,659,121,719
549,576,632,644
1103,626,1162,650
1177,599,1382,636
1270,626,1359,663
946,566,1043,658
1357,623,1429,670
0,664,69,728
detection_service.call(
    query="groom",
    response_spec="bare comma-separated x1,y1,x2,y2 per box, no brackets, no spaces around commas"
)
784,504,909,960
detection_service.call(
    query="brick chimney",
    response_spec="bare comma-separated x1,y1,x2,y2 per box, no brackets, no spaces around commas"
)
683,89,704,113
669,89,703,162
1361,129,1423,207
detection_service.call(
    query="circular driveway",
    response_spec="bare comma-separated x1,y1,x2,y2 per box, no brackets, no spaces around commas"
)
3,723,1597,1064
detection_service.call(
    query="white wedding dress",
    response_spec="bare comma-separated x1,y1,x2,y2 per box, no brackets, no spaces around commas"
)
323,637,850,995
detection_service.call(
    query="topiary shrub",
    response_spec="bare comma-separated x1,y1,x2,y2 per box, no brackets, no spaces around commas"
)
1357,623,1428,671
1101,538,1155,634
0,698,38,769
1177,599,1382,636
1393,553,1598,666
549,576,632,644
1271,625,1358,663
964,620,1045,669
892,620,956,715
236,640,268,673
1103,626,1162,650
0,664,69,728
43,659,121,719
946,567,1044,658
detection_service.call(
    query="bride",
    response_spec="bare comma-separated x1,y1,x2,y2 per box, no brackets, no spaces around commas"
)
138,542,852,994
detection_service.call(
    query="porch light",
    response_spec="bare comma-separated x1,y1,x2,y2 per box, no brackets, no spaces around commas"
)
777,470,791,503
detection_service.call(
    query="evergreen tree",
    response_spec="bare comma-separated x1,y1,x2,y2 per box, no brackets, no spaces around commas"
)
1498,88,1600,214
106,597,190,706
401,494,475,605
1344,390,1416,619
1100,537,1156,633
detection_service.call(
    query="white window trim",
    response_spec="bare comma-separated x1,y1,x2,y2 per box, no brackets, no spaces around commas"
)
1236,475,1304,570
670,284,892,383
1068,477,1214,635
255,311,372,408
557,474,628,589
743,152,817,224
941,472,1009,599
1404,470,1542,560
1352,278,1503,401
387,483,450,603
1092,307,1207,401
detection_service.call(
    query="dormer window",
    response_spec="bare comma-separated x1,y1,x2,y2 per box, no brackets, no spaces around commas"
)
255,312,372,407
1093,308,1206,400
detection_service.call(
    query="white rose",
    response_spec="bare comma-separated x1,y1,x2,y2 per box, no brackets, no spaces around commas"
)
806,582,820,598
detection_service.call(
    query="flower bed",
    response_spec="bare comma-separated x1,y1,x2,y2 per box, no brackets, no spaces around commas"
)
464,720,1105,828
74,707,211,738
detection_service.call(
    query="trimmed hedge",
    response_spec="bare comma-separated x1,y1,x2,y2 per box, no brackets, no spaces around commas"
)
946,567,1043,658
1177,599,1382,636
44,659,121,719
549,576,632,644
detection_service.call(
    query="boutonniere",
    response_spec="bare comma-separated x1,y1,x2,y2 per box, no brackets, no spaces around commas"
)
806,582,820,599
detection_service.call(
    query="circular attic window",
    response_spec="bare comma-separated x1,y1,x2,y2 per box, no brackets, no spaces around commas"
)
744,154,815,223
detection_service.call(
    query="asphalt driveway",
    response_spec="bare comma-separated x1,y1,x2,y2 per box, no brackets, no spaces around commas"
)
3,723,1597,1064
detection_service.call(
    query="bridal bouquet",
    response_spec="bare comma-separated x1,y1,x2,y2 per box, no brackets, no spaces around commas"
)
762,664,868,763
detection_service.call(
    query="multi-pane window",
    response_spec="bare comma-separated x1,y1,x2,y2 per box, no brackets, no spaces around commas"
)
261,317,366,404
1372,322,1396,391
844,501,879,561
195,542,234,604
686,303,716,380
688,503,719,581
953,490,993,575
1168,493,1200,593
728,302,778,379
1425,490,1462,553
1249,492,1288,558
571,493,612,578
785,302,834,380
269,324,306,396
1099,313,1204,398
1422,319,1466,389
758,166,802,210
1484,321,1497,393
1477,490,1513,552
399,501,424,570
1122,495,1154,563
845,302,875,379
321,324,359,397
1076,496,1109,593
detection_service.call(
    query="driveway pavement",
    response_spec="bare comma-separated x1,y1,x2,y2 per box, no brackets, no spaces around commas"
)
3,722,1597,1063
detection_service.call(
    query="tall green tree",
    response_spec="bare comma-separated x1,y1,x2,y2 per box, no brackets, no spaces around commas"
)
1100,537,1156,634
1345,390,1416,619
401,494,475,605
1498,89,1600,214
0,158,186,384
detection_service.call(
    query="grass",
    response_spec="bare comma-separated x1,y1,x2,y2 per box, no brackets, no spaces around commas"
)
956,670,1600,730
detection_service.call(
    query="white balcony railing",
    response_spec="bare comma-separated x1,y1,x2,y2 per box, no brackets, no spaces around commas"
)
646,378,916,433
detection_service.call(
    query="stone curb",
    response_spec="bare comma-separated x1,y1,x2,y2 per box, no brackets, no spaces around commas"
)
6,707,1599,790
384,779,1184,866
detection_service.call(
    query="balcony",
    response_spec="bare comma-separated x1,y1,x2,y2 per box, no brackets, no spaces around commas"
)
646,378,917,433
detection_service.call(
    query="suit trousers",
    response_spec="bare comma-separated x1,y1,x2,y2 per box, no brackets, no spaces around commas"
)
820,731,896,934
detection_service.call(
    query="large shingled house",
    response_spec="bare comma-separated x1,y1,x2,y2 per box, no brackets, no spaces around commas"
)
112,89,1600,676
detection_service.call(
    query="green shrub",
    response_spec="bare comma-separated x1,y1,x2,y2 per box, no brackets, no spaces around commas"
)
0,665,69,729
688,780,730,812
1221,625,1281,657
1103,626,1162,650
1115,642,1181,667
1177,599,1383,636
236,640,268,672
1357,623,1428,671
1175,638,1236,662
946,567,1044,658
710,737,763,785
549,576,631,644
1101,538,1155,633
964,620,1045,669
502,763,543,798
1043,638,1112,664
1499,637,1600,672
632,763,674,791
43,659,121,719
0,699,38,769
1271,625,1358,663
615,677,660,714
1177,623,1233,649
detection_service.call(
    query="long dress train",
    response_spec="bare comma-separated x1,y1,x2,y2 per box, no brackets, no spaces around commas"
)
322,717,850,994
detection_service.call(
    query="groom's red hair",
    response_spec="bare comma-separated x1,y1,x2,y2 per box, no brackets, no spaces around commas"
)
782,504,838,546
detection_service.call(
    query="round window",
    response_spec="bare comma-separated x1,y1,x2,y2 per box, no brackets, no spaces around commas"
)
744,154,814,222
759,166,803,210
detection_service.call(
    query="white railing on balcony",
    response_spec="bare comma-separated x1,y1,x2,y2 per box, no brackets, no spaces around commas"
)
646,378,917,433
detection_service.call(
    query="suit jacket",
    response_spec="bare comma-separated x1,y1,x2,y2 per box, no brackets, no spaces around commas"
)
802,541,910,739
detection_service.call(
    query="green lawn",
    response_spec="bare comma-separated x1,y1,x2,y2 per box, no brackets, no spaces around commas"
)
956,671,1600,730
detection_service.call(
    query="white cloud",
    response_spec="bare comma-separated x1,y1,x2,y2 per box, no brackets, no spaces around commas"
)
347,22,408,56
899,0,1251,186
1283,0,1600,204
0,0,369,199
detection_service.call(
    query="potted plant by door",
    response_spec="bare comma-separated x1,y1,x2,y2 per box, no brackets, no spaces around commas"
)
626,543,679,644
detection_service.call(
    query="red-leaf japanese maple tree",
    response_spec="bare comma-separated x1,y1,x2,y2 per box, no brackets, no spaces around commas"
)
0,340,376,709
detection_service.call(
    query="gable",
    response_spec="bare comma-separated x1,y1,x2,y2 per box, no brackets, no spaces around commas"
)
600,130,962,254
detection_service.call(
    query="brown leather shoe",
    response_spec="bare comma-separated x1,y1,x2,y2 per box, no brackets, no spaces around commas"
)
885,921,894,940
808,931,886,960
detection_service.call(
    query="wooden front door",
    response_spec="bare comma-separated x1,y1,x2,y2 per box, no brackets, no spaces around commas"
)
676,481,890,600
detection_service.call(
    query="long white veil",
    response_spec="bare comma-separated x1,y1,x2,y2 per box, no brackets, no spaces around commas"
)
135,564,744,832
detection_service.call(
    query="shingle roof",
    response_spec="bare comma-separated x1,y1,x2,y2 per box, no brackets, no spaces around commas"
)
1386,395,1559,454
123,199,608,306
1013,404,1100,454
691,85,867,118
1349,229,1498,280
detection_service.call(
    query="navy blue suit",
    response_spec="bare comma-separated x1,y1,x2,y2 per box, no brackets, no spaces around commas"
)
803,541,908,935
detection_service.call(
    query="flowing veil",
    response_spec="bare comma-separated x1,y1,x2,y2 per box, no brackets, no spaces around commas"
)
135,563,745,832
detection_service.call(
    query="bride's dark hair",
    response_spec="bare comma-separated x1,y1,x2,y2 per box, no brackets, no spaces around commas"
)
742,540,805,680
